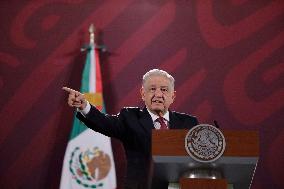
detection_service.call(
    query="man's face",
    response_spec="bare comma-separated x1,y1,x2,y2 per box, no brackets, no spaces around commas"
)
140,75,176,115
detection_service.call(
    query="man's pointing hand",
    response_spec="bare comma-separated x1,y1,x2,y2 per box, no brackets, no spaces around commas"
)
62,87,87,110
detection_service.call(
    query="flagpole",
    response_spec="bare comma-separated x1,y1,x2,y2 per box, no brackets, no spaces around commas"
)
89,24,95,46
88,24,107,52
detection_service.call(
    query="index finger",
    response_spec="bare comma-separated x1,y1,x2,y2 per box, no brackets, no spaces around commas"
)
62,86,78,94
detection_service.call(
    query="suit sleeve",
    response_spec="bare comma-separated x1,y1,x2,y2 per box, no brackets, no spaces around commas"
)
192,116,199,125
184,115,199,129
76,105,127,139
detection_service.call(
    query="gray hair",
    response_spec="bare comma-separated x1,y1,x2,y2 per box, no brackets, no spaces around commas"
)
142,69,175,90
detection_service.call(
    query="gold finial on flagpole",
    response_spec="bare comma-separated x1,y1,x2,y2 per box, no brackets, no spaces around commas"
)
89,24,95,45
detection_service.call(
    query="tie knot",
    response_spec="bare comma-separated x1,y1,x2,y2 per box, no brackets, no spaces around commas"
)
156,117,164,122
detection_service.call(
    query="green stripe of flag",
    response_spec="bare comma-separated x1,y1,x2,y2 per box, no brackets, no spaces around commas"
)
69,46,92,140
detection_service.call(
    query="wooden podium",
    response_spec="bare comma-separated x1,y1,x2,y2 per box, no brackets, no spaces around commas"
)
152,130,259,189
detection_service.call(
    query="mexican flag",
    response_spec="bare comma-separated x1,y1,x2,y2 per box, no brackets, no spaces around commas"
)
60,45,116,189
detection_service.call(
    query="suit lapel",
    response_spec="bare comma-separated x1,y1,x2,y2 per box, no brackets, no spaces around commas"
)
169,111,183,129
138,108,184,130
138,107,155,133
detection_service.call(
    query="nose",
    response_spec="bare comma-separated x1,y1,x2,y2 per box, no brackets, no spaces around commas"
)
154,88,163,97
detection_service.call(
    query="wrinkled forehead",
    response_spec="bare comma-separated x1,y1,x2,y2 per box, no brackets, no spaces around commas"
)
143,75,173,89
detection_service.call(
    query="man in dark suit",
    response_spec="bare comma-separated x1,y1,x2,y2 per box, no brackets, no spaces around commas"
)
63,69,198,189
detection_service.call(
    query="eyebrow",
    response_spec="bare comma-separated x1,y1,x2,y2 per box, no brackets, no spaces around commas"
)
148,85,169,88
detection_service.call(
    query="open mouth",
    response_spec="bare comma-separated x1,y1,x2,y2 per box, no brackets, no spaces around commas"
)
152,100,163,104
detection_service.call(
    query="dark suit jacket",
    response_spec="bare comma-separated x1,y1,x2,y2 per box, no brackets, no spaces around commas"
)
76,105,198,189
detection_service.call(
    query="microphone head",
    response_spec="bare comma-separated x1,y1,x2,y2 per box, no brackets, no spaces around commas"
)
213,120,220,128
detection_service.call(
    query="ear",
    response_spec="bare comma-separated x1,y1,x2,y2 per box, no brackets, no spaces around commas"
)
140,87,145,101
172,90,176,102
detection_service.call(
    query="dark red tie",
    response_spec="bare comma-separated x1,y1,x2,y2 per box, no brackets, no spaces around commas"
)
156,117,168,129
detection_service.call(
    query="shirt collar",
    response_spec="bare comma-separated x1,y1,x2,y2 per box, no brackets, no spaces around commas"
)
146,108,170,122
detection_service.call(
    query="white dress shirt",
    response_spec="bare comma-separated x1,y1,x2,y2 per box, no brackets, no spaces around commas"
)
146,109,169,129
78,101,91,115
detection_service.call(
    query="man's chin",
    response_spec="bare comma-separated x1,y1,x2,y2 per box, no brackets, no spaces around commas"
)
151,108,165,115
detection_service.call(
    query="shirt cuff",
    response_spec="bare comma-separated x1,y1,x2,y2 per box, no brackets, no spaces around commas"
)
78,101,91,115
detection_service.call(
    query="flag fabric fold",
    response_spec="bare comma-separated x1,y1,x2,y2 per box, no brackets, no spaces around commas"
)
60,45,116,189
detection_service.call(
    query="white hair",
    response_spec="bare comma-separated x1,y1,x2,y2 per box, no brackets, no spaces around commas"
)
142,69,175,90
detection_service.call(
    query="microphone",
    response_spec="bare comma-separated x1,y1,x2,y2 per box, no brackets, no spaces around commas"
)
213,120,220,128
